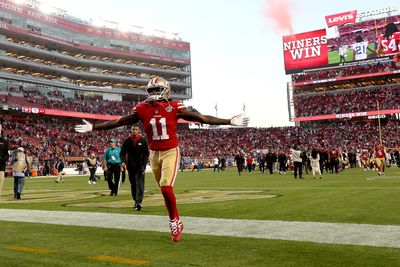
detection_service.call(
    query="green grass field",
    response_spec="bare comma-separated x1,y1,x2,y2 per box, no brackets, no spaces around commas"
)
329,44,376,64
0,167,400,266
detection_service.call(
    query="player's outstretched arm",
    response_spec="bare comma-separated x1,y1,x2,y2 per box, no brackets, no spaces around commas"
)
178,109,249,126
75,113,139,133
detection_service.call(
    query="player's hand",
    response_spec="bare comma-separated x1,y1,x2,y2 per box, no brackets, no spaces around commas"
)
230,114,249,126
75,119,93,133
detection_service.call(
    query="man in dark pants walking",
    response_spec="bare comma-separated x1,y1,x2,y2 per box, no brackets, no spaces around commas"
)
265,149,275,175
121,125,149,210
234,152,245,176
86,152,98,184
103,138,122,196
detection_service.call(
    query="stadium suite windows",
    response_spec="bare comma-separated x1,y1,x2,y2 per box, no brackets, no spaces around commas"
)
0,35,191,90
0,10,190,61
0,0,192,101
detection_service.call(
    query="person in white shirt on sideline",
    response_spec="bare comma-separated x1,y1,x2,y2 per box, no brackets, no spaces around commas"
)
291,145,303,179
213,157,219,172
310,148,322,180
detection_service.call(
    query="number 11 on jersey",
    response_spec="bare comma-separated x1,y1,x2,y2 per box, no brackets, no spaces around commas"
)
150,117,170,140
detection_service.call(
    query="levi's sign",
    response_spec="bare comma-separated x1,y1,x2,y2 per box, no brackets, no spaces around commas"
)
325,10,357,28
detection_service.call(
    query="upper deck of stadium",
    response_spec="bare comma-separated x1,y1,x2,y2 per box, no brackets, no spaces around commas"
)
0,0,192,100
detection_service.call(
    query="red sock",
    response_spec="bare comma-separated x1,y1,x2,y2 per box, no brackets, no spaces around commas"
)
161,186,179,220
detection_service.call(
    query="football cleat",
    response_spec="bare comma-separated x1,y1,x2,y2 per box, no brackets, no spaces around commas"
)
169,217,184,242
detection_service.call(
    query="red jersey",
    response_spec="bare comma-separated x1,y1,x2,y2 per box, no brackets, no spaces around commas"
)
246,157,253,165
378,32,400,54
374,146,385,158
329,149,338,159
133,100,186,150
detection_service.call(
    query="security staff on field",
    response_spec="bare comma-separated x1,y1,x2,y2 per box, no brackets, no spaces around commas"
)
120,125,149,211
103,138,122,196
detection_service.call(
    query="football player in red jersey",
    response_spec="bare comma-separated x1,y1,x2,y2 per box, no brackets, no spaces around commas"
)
361,149,370,171
376,22,400,56
76,76,249,242
374,143,386,176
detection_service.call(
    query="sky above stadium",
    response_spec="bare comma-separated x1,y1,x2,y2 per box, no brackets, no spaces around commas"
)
42,0,397,127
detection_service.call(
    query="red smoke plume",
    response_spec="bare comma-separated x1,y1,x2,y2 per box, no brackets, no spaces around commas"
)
264,0,294,35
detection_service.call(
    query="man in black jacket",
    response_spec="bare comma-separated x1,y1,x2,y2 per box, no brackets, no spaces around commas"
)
0,124,9,197
121,125,149,211
265,150,275,175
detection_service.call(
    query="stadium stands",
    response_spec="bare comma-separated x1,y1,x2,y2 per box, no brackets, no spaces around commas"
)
294,84,400,117
3,118,399,170
291,62,395,84
0,85,143,116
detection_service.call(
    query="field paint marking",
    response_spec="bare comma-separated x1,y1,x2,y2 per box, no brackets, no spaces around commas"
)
366,176,400,180
8,245,57,253
88,255,150,265
0,209,400,249
68,190,277,208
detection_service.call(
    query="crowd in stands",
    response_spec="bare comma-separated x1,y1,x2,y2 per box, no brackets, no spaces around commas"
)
338,15,399,35
294,84,400,117
0,86,143,116
3,118,399,171
179,121,399,160
3,80,398,122
291,62,395,83
3,119,125,161
27,95,135,116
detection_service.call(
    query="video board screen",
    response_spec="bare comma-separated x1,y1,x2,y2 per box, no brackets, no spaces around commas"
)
283,14,400,74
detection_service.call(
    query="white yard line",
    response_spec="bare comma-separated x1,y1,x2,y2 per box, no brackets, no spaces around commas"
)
0,208,399,248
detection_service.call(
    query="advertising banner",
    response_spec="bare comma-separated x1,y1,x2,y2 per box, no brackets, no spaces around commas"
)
294,109,400,122
325,10,357,28
283,29,328,74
